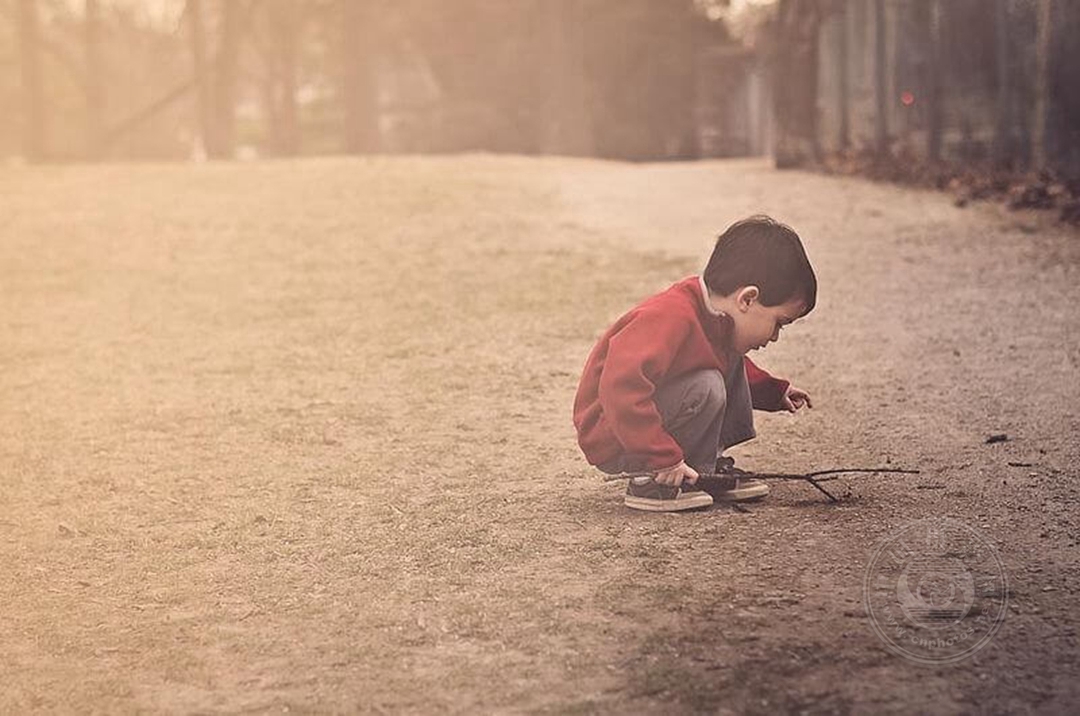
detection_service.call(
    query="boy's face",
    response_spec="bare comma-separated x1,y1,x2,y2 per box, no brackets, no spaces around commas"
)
728,288,807,355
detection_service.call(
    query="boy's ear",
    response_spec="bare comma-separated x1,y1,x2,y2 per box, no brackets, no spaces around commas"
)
736,286,760,311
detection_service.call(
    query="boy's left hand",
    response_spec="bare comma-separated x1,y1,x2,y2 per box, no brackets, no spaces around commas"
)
781,385,813,412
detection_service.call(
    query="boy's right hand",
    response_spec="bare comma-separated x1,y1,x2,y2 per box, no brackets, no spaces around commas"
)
654,461,699,486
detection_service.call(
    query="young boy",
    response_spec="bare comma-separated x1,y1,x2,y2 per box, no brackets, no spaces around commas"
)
573,215,817,511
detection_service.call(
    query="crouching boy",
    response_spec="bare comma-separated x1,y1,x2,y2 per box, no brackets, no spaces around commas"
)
572,216,817,512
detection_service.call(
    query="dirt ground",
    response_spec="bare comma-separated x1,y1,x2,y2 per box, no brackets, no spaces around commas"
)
2,156,1079,714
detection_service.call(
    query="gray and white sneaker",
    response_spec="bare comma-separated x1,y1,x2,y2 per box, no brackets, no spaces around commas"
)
624,476,714,512
710,478,770,502
701,456,770,502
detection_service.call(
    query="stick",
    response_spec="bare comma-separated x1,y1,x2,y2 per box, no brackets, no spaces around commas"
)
601,468,919,482
602,467,921,504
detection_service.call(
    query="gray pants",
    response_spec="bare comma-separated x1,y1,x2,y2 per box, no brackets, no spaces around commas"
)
599,361,756,475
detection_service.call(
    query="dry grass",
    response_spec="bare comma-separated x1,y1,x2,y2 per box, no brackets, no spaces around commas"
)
2,155,1080,713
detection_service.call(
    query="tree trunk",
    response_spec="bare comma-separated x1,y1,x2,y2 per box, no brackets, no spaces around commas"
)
772,0,823,168
266,0,300,156
341,0,380,153
211,0,242,159
276,28,300,156
991,0,1012,165
540,0,594,156
873,0,888,158
1032,0,1052,172
84,0,104,160
681,5,699,159
17,0,45,161
186,0,215,158
926,0,942,160
838,0,850,150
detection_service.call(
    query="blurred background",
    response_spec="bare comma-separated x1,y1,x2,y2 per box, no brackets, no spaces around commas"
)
3,0,1079,177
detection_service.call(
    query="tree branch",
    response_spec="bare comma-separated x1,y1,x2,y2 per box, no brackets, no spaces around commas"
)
602,467,922,503
100,77,196,149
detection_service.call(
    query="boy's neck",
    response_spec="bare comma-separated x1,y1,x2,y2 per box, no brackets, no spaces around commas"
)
698,276,729,318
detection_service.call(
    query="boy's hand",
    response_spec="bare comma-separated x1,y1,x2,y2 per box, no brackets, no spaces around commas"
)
654,461,699,486
781,385,813,412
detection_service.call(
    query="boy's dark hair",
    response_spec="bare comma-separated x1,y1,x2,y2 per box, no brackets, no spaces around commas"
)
703,215,817,315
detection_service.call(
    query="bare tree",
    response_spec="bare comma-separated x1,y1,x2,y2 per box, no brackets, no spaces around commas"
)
991,0,1012,165
84,0,104,159
873,0,888,158
341,0,379,153
773,0,826,167
253,0,305,155
1032,0,1051,172
212,0,242,158
539,0,594,156
184,0,245,158
837,0,850,150
17,0,45,161
186,0,214,157
926,0,942,161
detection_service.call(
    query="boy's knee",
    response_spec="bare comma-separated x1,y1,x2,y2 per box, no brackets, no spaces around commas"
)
655,369,728,427
682,369,727,416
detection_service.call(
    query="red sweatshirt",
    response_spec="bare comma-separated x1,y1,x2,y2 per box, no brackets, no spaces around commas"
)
573,276,791,470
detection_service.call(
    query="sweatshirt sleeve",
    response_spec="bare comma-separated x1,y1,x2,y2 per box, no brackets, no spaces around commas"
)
744,357,791,411
597,309,688,470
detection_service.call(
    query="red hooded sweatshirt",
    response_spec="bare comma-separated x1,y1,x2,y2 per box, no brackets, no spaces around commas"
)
573,276,790,470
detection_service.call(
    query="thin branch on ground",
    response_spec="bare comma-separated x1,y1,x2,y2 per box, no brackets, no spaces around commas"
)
602,467,921,503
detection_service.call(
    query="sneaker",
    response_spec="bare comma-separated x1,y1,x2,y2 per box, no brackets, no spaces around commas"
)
710,477,770,502
624,476,714,512
713,455,745,475
701,456,770,502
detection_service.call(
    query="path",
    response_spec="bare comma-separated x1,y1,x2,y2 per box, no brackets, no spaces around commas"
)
2,156,1078,713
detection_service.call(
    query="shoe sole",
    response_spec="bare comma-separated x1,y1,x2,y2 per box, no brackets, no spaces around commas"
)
624,493,714,512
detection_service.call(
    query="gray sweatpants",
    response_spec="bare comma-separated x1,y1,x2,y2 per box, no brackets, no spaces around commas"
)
598,360,756,475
